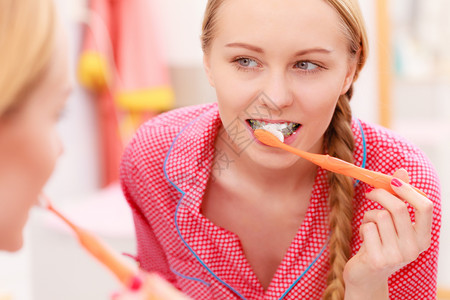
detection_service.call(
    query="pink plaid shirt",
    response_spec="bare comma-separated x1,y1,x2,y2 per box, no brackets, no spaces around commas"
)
120,103,441,299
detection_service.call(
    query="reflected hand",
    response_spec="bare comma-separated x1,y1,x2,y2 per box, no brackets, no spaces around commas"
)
111,272,191,300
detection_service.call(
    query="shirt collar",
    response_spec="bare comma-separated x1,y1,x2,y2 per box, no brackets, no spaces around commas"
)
163,104,222,213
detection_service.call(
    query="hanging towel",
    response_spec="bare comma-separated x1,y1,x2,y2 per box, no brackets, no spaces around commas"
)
78,0,174,185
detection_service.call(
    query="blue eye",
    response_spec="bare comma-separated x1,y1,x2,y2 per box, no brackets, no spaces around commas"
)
236,57,258,67
296,61,319,71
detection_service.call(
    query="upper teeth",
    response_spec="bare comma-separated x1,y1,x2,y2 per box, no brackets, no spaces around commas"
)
249,120,300,138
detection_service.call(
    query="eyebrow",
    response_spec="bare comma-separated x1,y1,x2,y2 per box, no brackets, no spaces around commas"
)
225,42,333,56
225,42,264,53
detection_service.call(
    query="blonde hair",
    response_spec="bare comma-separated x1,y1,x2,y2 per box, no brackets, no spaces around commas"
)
201,1,369,299
0,0,56,117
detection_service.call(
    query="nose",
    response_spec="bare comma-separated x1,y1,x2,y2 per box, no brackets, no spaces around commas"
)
263,70,294,110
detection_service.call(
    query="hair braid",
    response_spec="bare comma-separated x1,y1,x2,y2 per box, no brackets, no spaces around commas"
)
322,91,355,300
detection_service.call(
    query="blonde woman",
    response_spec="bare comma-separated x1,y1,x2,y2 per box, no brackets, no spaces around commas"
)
0,1,188,299
0,0,68,252
120,0,441,299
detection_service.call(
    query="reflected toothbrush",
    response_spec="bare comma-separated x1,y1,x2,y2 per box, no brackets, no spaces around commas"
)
38,194,138,287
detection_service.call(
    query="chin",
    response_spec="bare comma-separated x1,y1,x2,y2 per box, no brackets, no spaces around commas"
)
0,236,24,252
247,143,299,170
0,221,26,252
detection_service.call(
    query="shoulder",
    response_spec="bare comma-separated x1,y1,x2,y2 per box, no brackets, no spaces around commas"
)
136,102,218,143
120,102,219,210
122,102,218,167
356,119,420,156
356,119,431,168
355,119,441,203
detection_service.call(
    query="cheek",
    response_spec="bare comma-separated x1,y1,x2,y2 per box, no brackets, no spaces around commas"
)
31,129,61,185
0,131,58,251
294,79,342,147
297,80,341,118
12,126,61,195
210,59,260,112
216,77,257,108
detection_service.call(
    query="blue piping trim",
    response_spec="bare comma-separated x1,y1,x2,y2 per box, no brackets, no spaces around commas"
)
170,267,211,287
163,115,248,300
163,114,329,300
355,119,367,186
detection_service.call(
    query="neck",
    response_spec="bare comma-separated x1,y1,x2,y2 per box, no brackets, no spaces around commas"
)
212,137,319,200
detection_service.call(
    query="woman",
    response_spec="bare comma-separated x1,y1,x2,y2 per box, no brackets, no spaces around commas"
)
0,0,68,252
0,1,187,299
120,0,441,299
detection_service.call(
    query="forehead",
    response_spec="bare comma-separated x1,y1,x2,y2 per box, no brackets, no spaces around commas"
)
213,0,347,52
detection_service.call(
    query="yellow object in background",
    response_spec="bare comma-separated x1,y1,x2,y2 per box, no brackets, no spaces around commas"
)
116,86,174,112
438,287,450,299
0,289,12,300
77,51,110,92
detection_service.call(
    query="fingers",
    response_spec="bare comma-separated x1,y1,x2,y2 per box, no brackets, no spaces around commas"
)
390,178,433,251
365,174,433,254
347,168,434,289
359,222,383,267
365,188,415,240
111,273,191,300
362,210,398,247
362,209,420,264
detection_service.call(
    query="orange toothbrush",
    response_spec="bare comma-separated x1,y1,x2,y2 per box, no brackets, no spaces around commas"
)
39,194,137,287
254,129,427,197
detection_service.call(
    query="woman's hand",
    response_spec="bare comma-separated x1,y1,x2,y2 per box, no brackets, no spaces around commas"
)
343,169,434,300
111,272,191,300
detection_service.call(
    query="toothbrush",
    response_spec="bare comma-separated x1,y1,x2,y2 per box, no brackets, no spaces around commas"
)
38,194,138,288
254,129,427,197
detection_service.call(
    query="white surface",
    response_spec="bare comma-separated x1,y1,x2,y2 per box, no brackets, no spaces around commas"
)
0,234,32,300
393,80,450,288
30,184,136,300
154,0,208,66
43,183,134,238
351,0,378,125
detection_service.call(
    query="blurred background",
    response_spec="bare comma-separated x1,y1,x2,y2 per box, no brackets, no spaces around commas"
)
0,0,449,299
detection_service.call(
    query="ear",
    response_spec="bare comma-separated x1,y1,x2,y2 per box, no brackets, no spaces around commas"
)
203,54,215,88
340,56,358,95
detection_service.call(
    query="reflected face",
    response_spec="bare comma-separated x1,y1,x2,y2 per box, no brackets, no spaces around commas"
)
204,0,357,169
0,34,71,251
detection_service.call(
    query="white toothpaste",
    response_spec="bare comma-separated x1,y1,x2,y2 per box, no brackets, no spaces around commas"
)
261,123,285,143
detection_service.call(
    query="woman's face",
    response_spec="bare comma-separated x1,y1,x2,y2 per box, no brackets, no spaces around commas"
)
204,0,357,169
0,34,70,251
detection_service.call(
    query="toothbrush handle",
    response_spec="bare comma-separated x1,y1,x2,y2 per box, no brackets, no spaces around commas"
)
75,227,137,287
279,143,427,197
47,202,165,299
321,154,428,197
48,206,136,286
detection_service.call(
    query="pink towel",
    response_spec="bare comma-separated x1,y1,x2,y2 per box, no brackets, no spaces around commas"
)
78,0,174,186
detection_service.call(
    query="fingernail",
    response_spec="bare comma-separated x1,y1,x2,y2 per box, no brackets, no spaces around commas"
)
129,275,143,291
365,187,374,194
391,178,403,188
